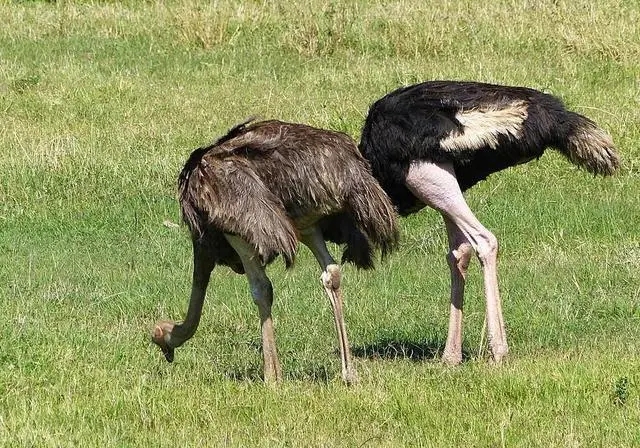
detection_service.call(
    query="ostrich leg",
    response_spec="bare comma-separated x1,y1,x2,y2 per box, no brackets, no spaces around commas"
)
442,216,474,365
152,240,215,362
300,227,358,385
405,161,508,364
225,234,282,383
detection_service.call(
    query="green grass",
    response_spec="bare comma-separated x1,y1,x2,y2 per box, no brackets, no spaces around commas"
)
1,0,639,446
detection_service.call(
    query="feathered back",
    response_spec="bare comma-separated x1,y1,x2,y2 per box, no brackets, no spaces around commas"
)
179,119,399,269
360,81,620,213
178,119,298,267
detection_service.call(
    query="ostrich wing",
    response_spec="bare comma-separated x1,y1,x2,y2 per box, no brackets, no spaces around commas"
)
180,156,298,267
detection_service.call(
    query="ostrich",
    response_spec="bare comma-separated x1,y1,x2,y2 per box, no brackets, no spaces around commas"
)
359,80,620,365
152,118,398,384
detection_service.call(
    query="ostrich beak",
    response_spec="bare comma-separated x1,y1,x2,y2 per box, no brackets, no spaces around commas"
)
152,323,175,363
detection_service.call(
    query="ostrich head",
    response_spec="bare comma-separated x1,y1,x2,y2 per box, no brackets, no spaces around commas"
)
151,321,176,362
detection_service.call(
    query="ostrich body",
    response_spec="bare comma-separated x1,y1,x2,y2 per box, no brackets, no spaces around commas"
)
359,80,620,365
152,118,398,384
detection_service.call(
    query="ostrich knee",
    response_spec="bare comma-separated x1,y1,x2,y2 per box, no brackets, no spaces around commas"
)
474,231,498,267
250,276,274,310
448,242,473,280
322,264,342,290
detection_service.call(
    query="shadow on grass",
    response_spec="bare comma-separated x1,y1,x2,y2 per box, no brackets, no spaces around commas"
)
224,365,263,382
224,361,334,384
352,337,472,363
222,338,475,383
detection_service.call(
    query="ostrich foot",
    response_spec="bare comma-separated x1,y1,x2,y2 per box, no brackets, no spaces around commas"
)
262,353,283,384
489,343,509,365
343,367,359,386
151,321,176,363
442,349,463,366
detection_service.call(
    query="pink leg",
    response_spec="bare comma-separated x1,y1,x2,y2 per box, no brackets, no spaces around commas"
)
442,217,473,365
300,227,358,385
405,161,508,364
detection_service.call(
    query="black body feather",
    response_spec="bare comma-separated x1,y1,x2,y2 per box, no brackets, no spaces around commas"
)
359,81,619,215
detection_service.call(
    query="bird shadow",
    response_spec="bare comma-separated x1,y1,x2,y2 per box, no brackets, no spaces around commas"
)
351,337,473,363
224,363,335,384
222,338,475,383
222,341,335,384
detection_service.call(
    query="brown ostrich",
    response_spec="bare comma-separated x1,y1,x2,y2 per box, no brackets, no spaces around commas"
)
152,118,398,384
359,80,620,365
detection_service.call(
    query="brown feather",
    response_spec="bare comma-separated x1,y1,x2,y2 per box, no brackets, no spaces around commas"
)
178,119,399,270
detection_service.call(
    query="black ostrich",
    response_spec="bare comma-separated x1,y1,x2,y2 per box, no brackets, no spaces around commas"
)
359,80,620,365
152,118,399,384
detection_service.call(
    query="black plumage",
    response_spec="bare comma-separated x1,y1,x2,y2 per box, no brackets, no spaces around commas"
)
359,80,620,365
360,80,619,215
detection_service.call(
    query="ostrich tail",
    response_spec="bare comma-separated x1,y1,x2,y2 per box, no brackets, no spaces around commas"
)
343,179,399,267
178,146,210,239
560,112,620,175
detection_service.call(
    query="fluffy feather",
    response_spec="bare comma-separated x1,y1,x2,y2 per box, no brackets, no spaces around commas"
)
179,119,399,270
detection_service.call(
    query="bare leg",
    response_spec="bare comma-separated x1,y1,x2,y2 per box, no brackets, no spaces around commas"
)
405,161,508,363
225,234,282,383
442,216,474,366
300,227,358,385
152,240,215,362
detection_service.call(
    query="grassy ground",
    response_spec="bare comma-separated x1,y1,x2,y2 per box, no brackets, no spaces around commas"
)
1,0,639,446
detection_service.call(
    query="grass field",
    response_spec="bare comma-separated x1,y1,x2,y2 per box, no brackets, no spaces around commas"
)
1,0,639,446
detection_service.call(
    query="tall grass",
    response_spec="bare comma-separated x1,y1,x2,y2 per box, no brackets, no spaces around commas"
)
1,0,639,446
